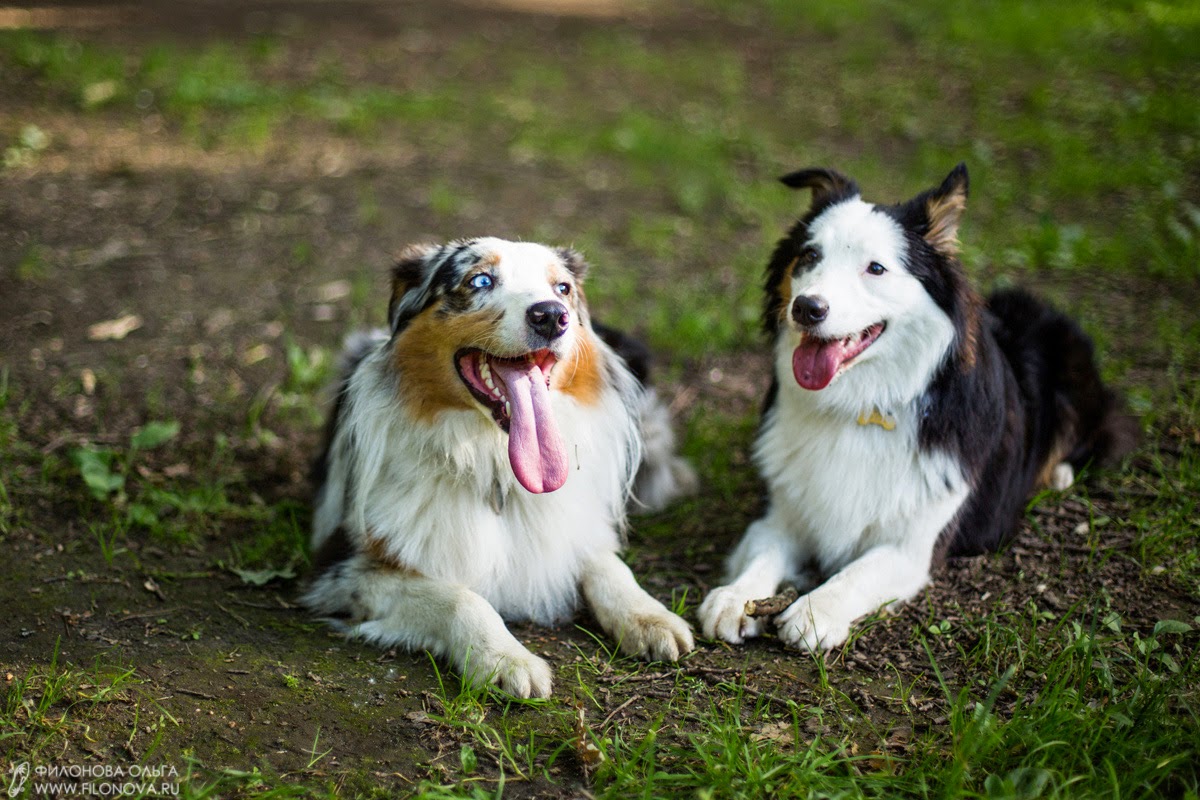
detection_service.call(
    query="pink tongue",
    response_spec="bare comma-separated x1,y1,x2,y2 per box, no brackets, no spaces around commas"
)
792,339,851,391
492,361,569,493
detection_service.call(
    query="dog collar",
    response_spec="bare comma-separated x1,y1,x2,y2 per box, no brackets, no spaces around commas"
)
856,407,897,431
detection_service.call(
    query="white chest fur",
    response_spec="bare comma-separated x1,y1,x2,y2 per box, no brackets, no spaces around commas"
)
755,376,966,573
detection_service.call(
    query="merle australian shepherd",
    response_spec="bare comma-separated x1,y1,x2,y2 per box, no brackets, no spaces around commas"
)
698,164,1138,651
305,238,696,697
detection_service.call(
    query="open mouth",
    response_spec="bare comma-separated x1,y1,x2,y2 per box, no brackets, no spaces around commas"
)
455,348,568,494
456,348,558,431
792,322,885,391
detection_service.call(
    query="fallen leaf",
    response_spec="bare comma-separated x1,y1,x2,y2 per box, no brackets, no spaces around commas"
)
231,564,297,586
316,280,352,302
204,309,234,335
242,344,271,366
88,314,142,341
82,80,118,108
131,420,180,450
750,721,795,744
573,703,606,770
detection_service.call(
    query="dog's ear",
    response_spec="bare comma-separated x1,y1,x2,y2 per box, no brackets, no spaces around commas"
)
556,247,588,282
779,167,860,210
389,243,438,330
922,163,969,255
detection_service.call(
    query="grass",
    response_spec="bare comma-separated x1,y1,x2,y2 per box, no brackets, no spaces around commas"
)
369,608,1196,799
1,0,1198,797
2,640,169,765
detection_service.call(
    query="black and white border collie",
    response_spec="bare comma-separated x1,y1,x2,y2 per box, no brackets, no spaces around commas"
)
305,237,695,697
699,164,1138,651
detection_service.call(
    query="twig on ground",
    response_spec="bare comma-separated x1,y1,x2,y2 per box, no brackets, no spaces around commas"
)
216,602,252,628
745,587,800,618
41,432,122,455
115,608,181,622
600,696,638,728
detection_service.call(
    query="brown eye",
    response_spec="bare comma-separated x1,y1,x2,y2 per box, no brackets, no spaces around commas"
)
866,262,887,276
796,247,819,269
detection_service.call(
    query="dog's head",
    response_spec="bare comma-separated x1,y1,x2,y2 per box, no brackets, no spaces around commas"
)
386,237,605,494
764,164,977,399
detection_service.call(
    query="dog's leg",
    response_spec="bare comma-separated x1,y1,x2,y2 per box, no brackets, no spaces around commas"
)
775,495,962,651
697,516,797,644
579,551,694,661
348,570,553,698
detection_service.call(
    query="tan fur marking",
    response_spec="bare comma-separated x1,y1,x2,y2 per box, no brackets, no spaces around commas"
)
775,257,799,326
1035,418,1077,489
556,328,605,405
391,304,502,422
959,286,981,370
926,192,967,256
364,534,423,576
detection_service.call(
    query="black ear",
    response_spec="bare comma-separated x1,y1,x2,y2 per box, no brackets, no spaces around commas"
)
922,162,969,255
556,247,588,281
779,167,860,210
388,243,438,330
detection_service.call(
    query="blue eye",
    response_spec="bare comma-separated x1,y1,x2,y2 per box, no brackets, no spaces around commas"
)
468,273,493,290
555,282,571,296
866,262,887,276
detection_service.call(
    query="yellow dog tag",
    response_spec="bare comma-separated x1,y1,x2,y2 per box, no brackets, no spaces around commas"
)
857,407,897,431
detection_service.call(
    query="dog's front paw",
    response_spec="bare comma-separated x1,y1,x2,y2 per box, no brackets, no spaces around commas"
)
775,593,851,652
613,607,695,662
1049,462,1075,491
495,650,554,698
465,648,554,699
698,586,765,644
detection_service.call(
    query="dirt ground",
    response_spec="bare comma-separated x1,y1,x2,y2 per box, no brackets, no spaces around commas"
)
1,2,1197,797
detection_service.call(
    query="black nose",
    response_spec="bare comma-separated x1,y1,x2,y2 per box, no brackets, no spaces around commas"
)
527,301,570,340
791,295,829,327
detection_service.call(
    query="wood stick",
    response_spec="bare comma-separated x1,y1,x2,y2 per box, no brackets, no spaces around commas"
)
744,587,799,618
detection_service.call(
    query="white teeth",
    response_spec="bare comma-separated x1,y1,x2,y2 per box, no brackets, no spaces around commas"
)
504,400,511,417
480,359,503,398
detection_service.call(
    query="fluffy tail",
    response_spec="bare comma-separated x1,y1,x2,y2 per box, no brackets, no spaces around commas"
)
632,387,699,511
987,288,1139,488
592,321,698,512
310,329,387,494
